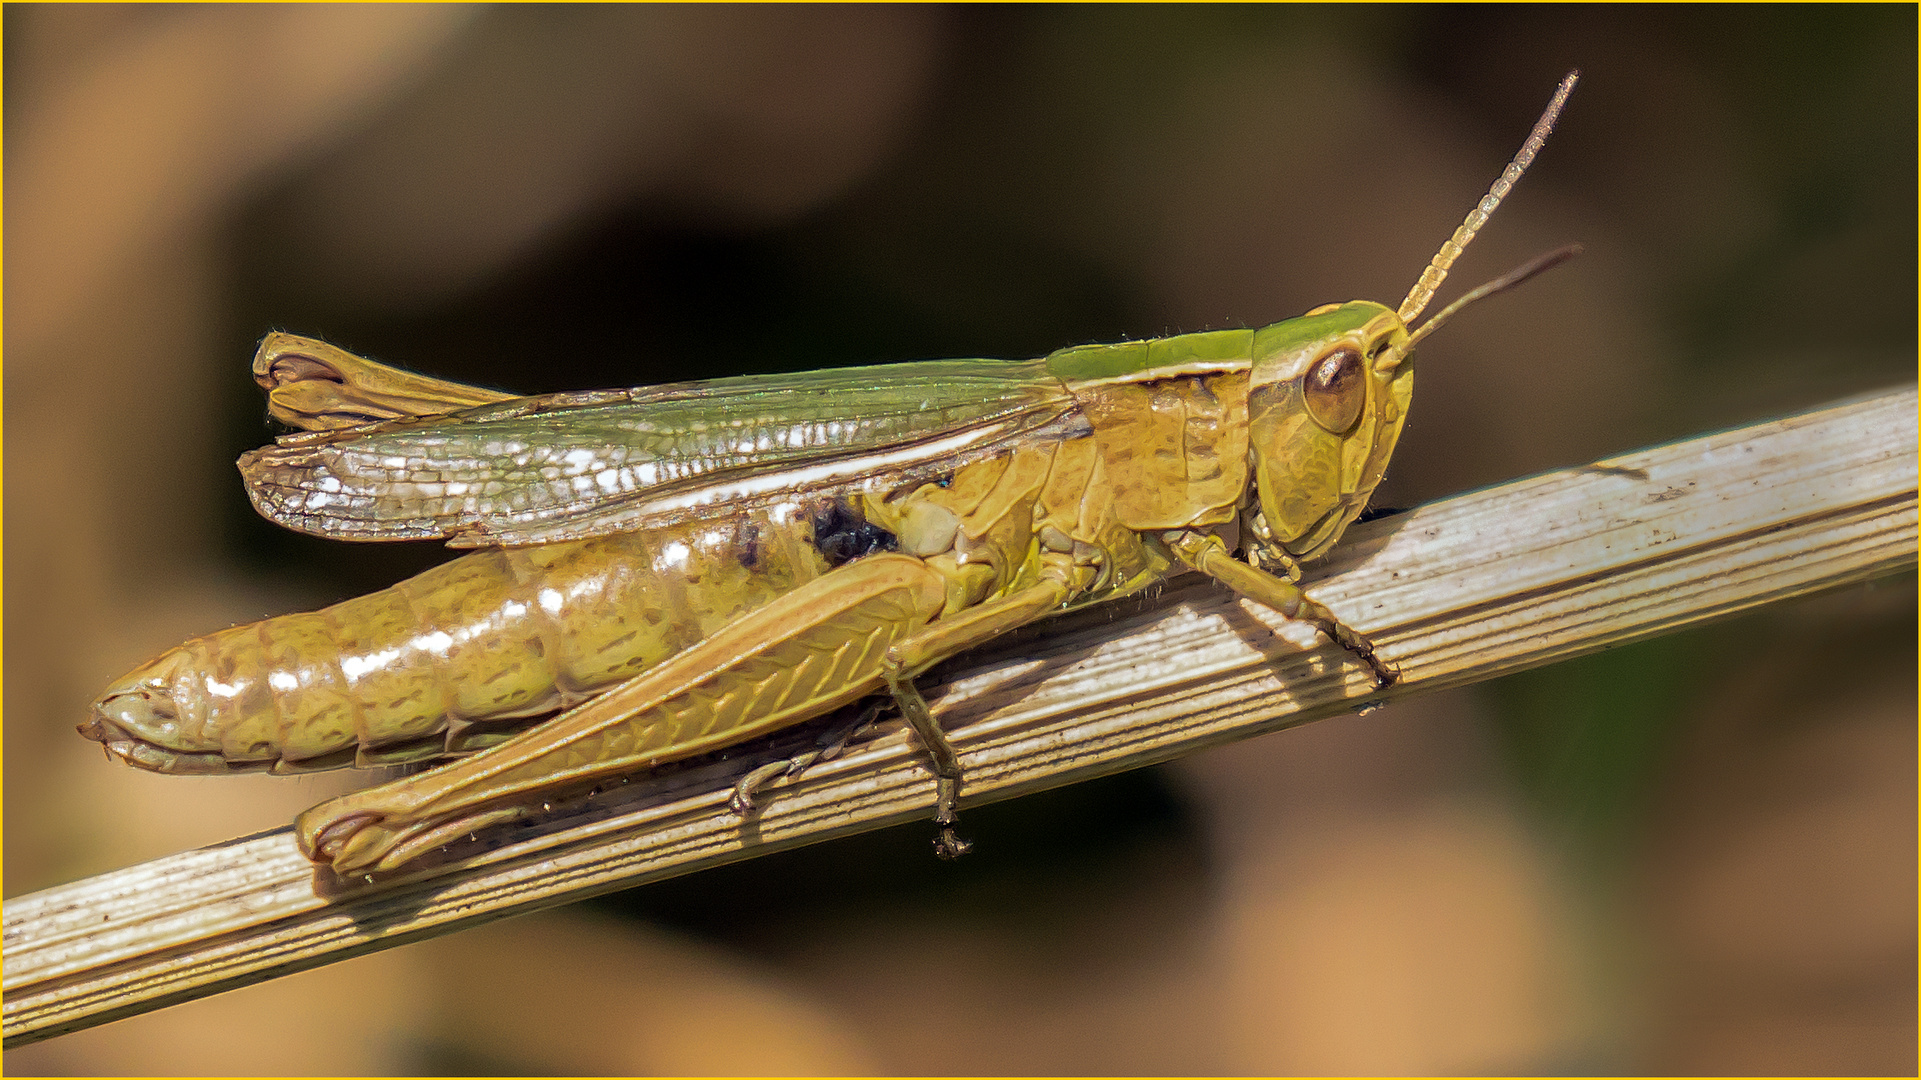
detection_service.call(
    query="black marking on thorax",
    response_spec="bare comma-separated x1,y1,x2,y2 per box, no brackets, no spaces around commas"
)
809,497,899,568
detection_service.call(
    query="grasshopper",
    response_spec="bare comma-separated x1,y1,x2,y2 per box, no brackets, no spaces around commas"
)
80,73,1579,875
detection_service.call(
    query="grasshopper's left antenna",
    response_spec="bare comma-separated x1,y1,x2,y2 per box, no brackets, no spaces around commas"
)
1397,70,1579,326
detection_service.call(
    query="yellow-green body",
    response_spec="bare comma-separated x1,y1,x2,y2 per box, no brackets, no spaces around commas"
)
91,304,1408,778
85,302,1414,870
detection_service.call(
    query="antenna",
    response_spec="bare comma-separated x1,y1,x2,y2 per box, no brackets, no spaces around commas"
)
1401,243,1583,355
1396,70,1579,325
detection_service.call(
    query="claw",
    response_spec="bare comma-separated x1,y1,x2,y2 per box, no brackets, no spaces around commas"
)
933,827,973,860
728,699,886,816
730,759,797,814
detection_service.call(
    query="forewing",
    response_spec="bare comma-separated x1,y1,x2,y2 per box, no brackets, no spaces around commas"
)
238,358,1079,546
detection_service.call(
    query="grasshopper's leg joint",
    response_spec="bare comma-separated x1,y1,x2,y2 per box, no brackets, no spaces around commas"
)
878,571,1075,858
882,665,972,858
1166,530,1400,689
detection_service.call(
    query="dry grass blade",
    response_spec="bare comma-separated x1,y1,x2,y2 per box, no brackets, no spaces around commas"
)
5,384,1915,1047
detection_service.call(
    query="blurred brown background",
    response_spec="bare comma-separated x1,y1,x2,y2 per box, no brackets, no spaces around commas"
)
4,5,1914,1075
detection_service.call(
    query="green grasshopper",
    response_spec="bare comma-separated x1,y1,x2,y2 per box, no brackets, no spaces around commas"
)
80,73,1579,874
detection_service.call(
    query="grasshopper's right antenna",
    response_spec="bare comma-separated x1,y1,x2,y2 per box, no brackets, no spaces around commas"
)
1397,70,1579,326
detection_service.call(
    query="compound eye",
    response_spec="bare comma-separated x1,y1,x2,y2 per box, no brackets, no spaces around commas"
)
1303,346,1366,434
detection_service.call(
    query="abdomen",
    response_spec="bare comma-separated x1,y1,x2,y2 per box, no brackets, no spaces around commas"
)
82,501,884,774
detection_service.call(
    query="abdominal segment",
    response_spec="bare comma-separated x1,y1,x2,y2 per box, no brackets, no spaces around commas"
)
93,499,892,774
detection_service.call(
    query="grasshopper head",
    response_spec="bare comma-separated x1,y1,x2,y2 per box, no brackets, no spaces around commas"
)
1244,70,1581,567
1246,301,1413,563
